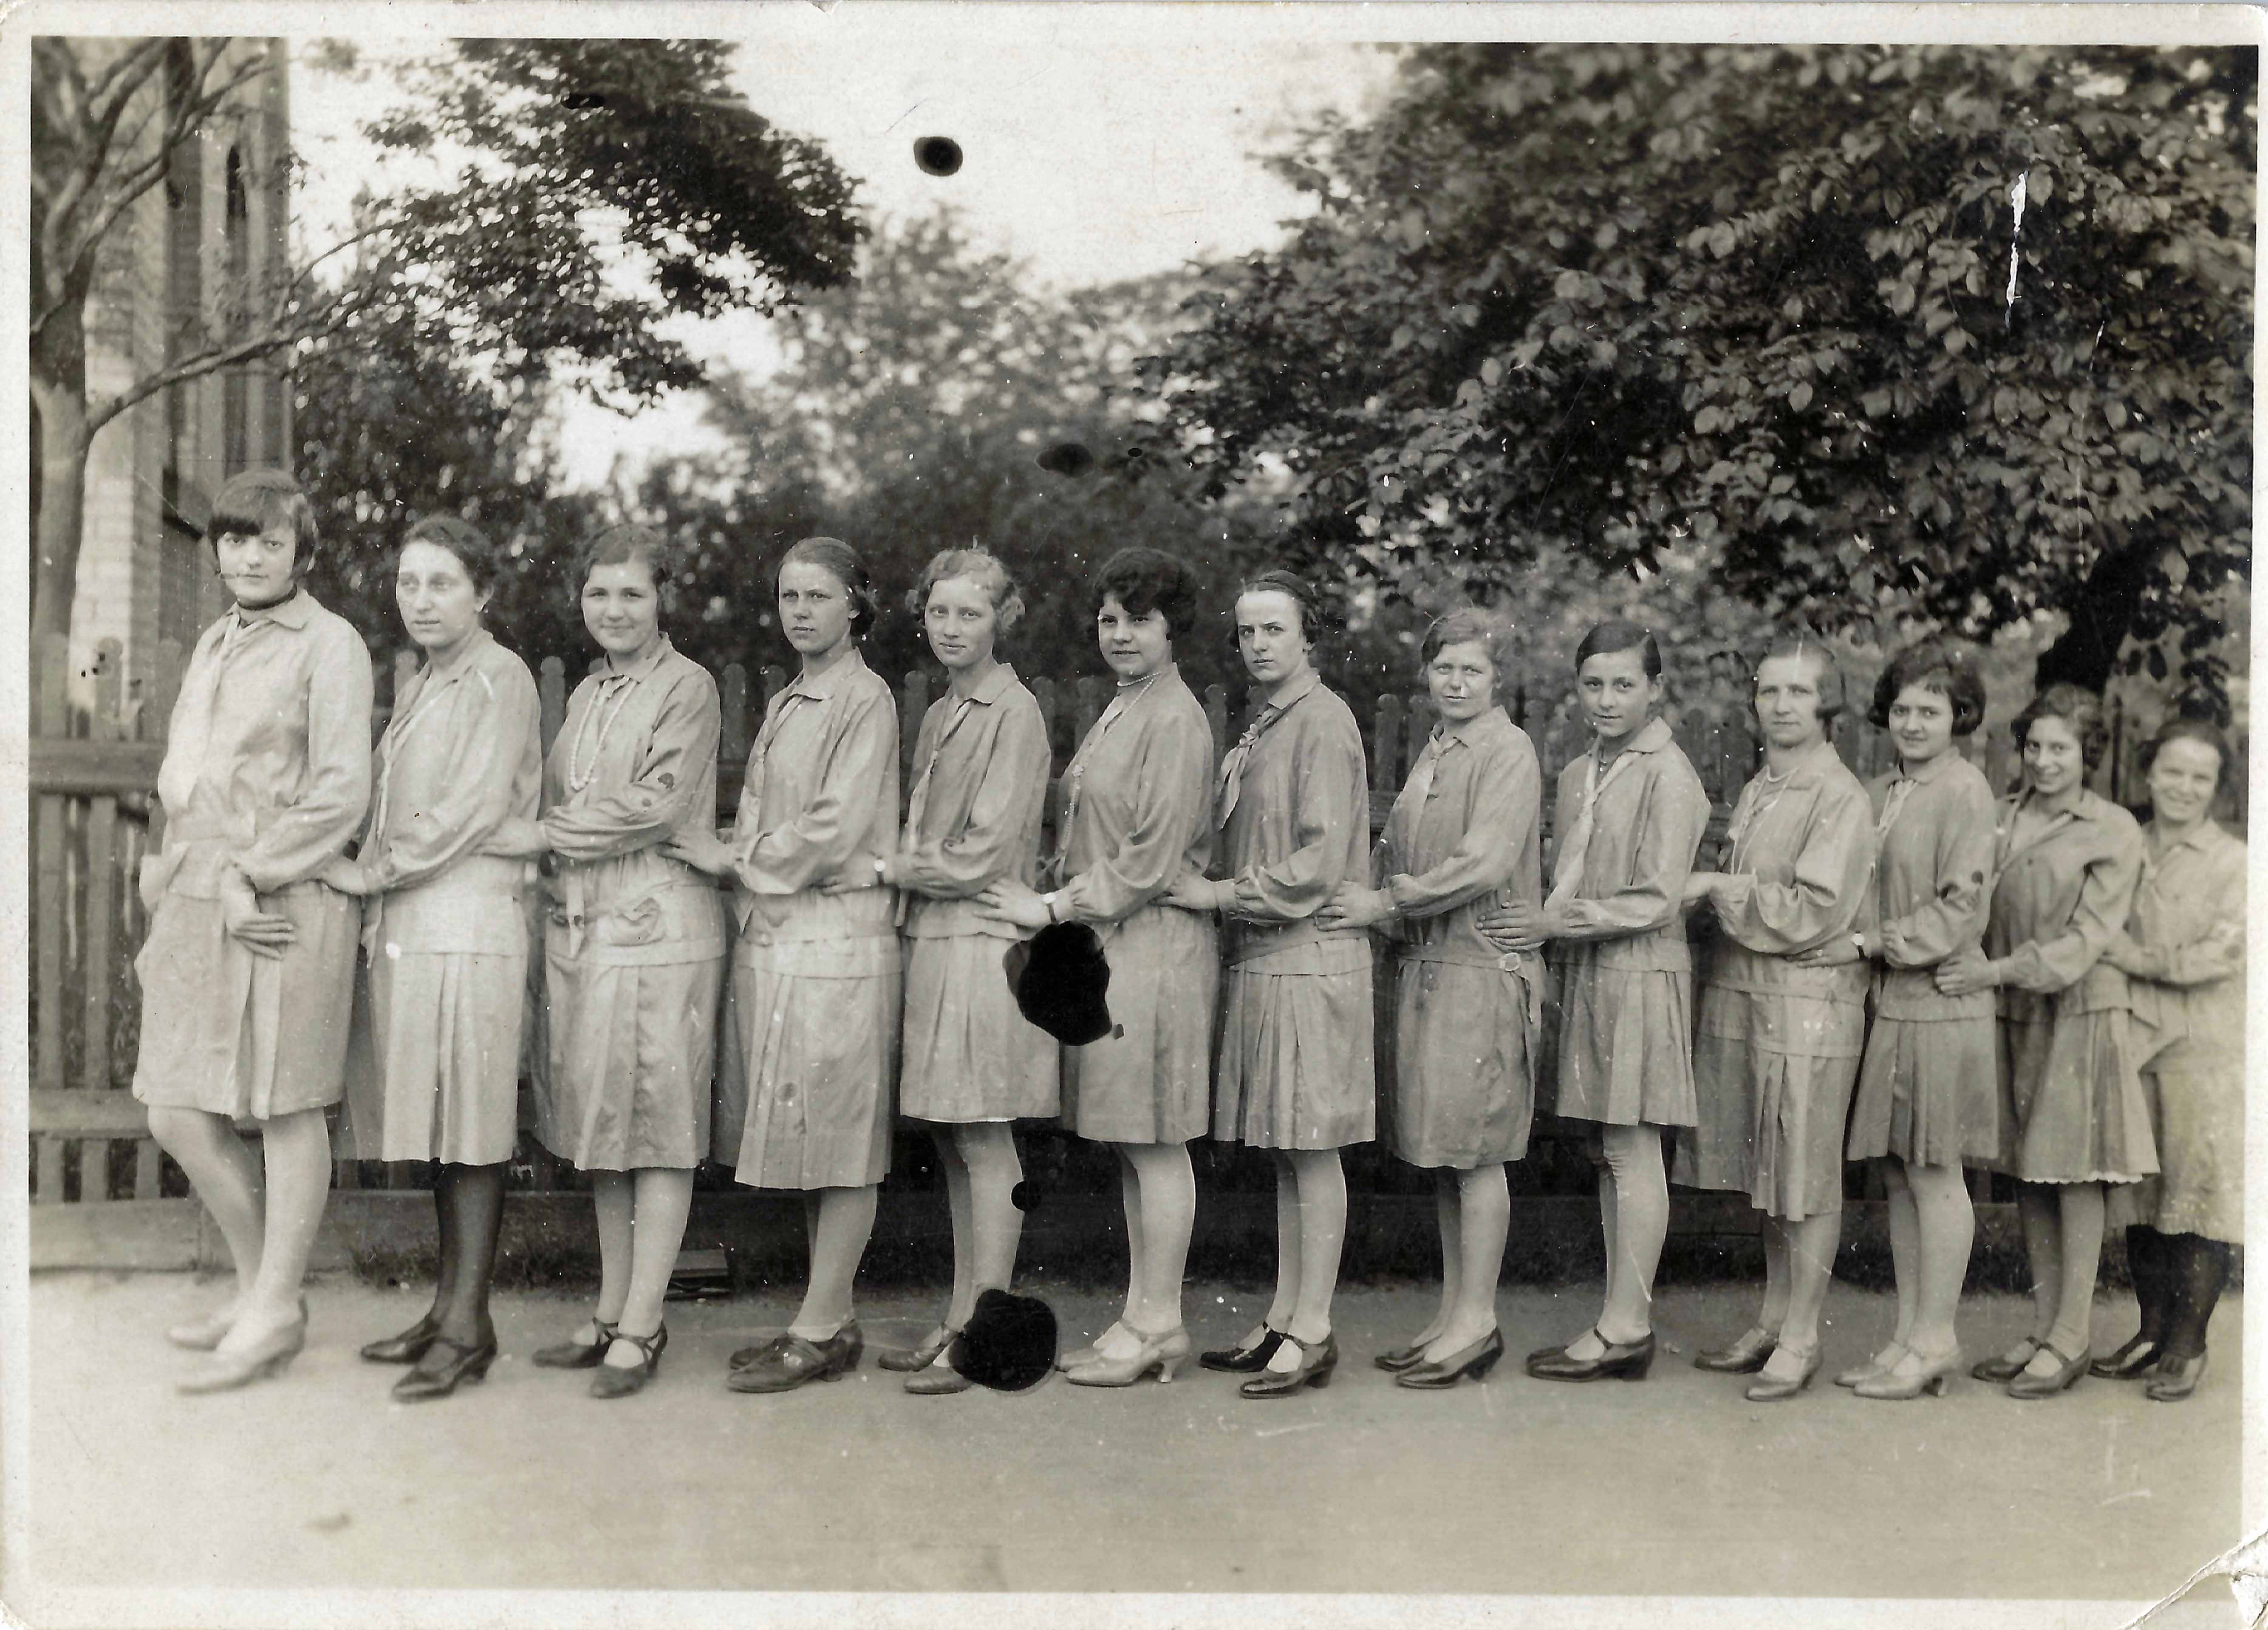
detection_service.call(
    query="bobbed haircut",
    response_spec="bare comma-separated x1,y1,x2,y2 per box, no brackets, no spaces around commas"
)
778,536,879,635
2141,715,2235,795
206,469,321,581
2013,683,2110,771
1234,569,1331,643
1574,619,1662,680
907,547,1026,634
396,514,506,593
1420,607,1511,680
1753,630,1845,727
1092,547,1200,640
1867,638,1987,737
574,522,680,594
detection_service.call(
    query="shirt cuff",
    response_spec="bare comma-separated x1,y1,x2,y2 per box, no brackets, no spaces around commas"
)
1384,875,1426,915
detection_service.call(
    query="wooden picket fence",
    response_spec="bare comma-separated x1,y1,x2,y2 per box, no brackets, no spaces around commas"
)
27,631,2244,1207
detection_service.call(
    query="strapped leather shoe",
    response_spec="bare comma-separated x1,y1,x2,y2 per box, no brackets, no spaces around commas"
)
1239,1332,1338,1398
392,1335,498,1402
2089,1333,2163,1380
2145,1349,2207,1403
533,1319,618,1370
1395,1328,1504,1390
879,1324,958,1374
1694,1326,1777,1375
1373,1340,1431,1373
361,1314,442,1366
2005,1341,2088,1400
1202,1325,1290,1374
1526,1327,1655,1383
589,1324,667,1400
1743,1342,1820,1403
1969,1336,2042,1383
727,1325,864,1393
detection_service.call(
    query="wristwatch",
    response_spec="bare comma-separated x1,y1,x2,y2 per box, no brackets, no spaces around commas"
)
1850,931,1866,959
872,856,888,885
1043,891,1061,923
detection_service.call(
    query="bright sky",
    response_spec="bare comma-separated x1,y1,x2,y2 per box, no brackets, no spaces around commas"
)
291,22,1397,486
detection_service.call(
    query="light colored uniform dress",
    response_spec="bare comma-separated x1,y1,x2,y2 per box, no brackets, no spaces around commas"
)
133,589,373,1119
535,636,727,1172
712,648,902,1189
2112,820,2245,1243
1543,716,1711,1129
340,630,543,1164
1054,665,1218,1145
1375,707,1543,1169
1982,787,2155,1185
1674,739,1872,1220
897,662,1057,1123
1210,673,1376,1152
1845,751,2000,1167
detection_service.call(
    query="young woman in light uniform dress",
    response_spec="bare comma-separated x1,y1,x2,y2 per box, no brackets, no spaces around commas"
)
136,470,373,1393
1320,608,1541,1390
488,524,728,1398
666,538,902,1395
329,516,543,1402
980,548,1218,1388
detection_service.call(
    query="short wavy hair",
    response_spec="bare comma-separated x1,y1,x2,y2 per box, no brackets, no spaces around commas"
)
907,547,1027,634
1235,569,1332,644
1753,630,1845,727
574,522,682,595
1092,547,1200,640
1419,607,1511,685
396,514,507,592
1868,638,1987,737
2141,715,2235,795
2013,683,2110,771
206,469,321,582
779,536,880,635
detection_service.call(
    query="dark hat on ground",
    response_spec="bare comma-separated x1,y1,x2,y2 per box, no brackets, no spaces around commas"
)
950,1288,1058,1391
1002,922,1114,1046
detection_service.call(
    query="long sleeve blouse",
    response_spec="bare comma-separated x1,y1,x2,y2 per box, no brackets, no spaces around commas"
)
900,661,1052,940
1548,716,1711,971
151,588,373,899
1058,665,1215,926
1212,673,1371,964
727,647,899,943
1985,785,2144,1022
2117,818,2246,1062
1375,706,1542,963
1703,737,1875,1007
1865,750,1998,1022
353,630,541,954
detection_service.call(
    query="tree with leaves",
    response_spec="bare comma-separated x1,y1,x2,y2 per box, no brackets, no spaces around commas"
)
1138,44,2252,705
30,34,863,637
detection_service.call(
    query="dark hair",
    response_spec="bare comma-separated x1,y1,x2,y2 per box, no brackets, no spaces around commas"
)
396,514,506,592
778,536,879,635
2141,716,2235,794
907,547,1026,633
1092,547,1200,640
1420,607,1510,679
1235,569,1330,643
1753,630,1844,727
1574,620,1662,679
1867,638,1987,737
2013,683,2110,770
206,469,321,582
574,523,679,594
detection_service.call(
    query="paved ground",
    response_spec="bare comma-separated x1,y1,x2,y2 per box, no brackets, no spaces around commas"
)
14,1272,2244,1616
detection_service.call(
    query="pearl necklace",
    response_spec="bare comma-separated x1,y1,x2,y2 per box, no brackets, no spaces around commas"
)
566,674,639,793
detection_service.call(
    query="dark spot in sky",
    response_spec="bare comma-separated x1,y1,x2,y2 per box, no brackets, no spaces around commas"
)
563,93,608,110
914,136,964,176
1037,441,1094,477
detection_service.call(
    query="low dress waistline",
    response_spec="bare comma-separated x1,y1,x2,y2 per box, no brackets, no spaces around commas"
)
1226,919,1369,967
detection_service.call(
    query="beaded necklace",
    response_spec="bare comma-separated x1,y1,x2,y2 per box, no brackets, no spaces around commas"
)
567,671,640,793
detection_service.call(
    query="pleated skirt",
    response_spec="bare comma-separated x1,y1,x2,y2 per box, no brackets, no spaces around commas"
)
1845,1013,2000,1168
1550,960,1697,1129
899,933,1058,1123
132,880,358,1119
536,942,724,1172
713,939,899,1189
2115,1035,2244,1244
1989,1011,2158,1185
1674,988,1859,1221
1061,906,1216,1145
1212,941,1375,1152
1383,957,1533,1169
340,947,525,1164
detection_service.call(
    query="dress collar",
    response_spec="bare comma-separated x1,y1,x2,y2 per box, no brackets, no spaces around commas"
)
1896,747,1963,786
1254,669,1321,719
786,643,868,703
602,632,677,685
231,586,314,633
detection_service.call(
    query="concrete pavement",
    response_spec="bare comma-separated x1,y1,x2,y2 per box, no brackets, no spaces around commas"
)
15,1272,2243,1612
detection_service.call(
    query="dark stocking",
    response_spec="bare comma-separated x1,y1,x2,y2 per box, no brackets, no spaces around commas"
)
429,1163,505,1350
2124,1224,2172,1355
2160,1234,2231,1362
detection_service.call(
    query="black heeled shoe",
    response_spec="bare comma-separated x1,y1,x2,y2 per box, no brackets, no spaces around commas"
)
1969,1336,2042,1383
1201,1325,1290,1374
361,1314,442,1366
2145,1349,2207,1403
392,1334,499,1402
589,1324,667,1399
532,1319,618,1370
1396,1328,1505,1389
1373,1340,1430,1373
2004,1341,2089,1400
1526,1327,1656,1383
1239,1332,1338,1398
1692,1326,1776,1375
2089,1333,2163,1380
